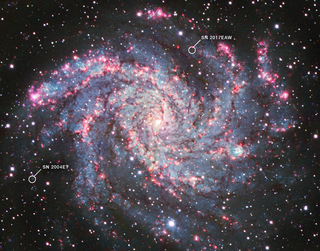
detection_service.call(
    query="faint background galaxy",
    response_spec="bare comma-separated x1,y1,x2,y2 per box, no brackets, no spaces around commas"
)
0,1,319,250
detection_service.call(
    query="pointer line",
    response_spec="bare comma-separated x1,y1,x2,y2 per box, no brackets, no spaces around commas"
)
34,169,42,177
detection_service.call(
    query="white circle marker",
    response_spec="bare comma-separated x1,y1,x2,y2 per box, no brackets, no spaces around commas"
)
28,169,42,184
28,175,36,184
188,46,196,54
188,39,202,55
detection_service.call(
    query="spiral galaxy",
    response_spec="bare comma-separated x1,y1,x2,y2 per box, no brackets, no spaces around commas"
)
12,6,301,250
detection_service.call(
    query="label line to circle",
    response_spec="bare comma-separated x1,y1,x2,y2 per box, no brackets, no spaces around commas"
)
194,39,202,47
34,169,42,176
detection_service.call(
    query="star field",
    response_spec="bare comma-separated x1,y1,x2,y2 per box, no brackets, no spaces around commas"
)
0,0,319,250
